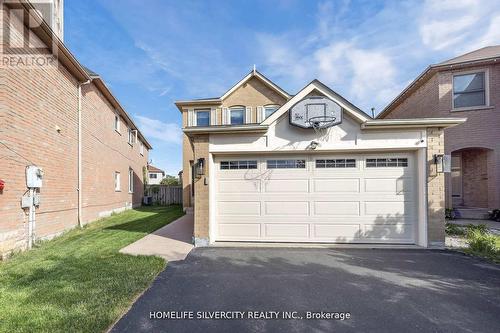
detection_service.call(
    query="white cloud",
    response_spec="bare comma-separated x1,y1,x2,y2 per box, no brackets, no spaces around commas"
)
419,0,500,52
135,115,182,145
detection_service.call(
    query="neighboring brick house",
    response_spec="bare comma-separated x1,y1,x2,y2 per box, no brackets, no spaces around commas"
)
0,1,152,257
378,46,500,213
147,165,165,185
176,70,465,247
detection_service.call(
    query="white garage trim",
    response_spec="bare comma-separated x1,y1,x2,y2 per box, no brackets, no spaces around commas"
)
211,151,422,244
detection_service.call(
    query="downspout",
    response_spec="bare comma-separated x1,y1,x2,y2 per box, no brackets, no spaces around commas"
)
78,80,91,228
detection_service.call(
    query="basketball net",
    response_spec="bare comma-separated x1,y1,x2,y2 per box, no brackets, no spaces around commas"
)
308,116,335,142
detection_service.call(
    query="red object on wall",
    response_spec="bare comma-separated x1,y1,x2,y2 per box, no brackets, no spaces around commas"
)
0,179,4,192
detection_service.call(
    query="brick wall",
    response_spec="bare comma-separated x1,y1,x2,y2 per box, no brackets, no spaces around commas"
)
0,4,148,257
426,128,445,246
191,135,209,245
382,64,500,209
80,83,148,223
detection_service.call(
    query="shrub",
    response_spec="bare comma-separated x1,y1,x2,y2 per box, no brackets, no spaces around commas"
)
445,208,456,220
467,229,497,255
445,222,465,236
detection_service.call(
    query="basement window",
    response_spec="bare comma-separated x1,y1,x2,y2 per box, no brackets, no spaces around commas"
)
316,159,356,168
220,160,257,170
366,158,408,167
267,159,306,169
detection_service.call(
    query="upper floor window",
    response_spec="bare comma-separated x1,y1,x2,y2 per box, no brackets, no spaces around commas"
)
230,107,245,125
264,105,279,119
114,114,120,132
453,72,487,109
149,173,157,179
128,128,136,145
140,141,144,155
195,109,210,127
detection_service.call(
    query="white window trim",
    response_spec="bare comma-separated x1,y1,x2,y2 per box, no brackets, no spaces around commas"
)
128,168,134,193
114,172,121,192
128,127,137,145
140,141,144,156
262,104,280,120
194,108,211,127
114,113,121,133
451,68,490,112
229,106,246,125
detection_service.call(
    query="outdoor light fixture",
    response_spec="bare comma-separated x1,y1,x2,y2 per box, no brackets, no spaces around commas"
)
195,158,205,178
434,154,451,173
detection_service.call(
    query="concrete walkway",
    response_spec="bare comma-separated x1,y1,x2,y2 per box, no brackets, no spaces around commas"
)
450,219,500,233
120,211,194,261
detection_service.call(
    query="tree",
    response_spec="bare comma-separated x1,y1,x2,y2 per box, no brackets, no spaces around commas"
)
160,175,180,186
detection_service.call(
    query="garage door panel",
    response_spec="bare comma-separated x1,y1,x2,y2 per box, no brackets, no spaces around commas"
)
218,180,260,193
264,201,309,216
215,154,416,244
312,178,360,193
264,179,309,193
363,224,413,241
313,224,361,239
314,201,360,216
364,178,412,193
218,224,261,238
218,201,261,216
364,201,412,216
264,224,309,238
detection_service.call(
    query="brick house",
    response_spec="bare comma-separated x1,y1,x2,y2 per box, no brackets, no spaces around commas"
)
0,1,152,257
176,70,465,247
378,46,500,215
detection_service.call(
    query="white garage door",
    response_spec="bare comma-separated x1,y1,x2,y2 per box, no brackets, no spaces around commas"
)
214,153,417,244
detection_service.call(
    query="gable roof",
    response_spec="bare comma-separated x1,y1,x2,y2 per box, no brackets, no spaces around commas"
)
175,69,291,111
147,165,164,174
378,45,500,118
262,79,371,126
220,69,291,100
438,45,500,66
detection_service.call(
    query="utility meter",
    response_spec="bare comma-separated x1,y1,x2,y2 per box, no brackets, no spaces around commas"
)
26,166,44,188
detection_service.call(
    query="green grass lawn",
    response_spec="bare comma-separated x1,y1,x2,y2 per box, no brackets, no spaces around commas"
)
0,205,184,333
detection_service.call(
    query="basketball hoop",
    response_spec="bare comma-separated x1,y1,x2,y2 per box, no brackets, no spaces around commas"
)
307,115,336,140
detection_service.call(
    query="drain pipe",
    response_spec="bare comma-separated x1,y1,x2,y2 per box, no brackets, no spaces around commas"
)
78,80,91,228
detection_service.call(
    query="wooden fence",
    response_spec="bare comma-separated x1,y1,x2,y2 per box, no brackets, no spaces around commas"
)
145,185,183,205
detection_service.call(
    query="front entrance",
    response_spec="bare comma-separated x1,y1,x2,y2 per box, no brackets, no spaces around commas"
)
451,148,489,208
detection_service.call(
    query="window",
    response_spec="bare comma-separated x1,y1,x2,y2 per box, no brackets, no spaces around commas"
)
140,141,144,155
366,158,408,167
264,105,279,119
453,72,486,109
220,160,257,170
128,128,136,145
114,172,121,191
316,159,356,168
128,169,134,193
195,109,210,127
230,107,245,125
114,114,120,132
149,173,158,179
267,159,306,169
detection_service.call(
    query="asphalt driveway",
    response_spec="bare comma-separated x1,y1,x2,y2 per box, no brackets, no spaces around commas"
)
111,248,500,333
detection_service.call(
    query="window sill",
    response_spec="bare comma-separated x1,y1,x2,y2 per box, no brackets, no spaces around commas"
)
128,191,134,194
115,190,121,192
451,105,494,112
115,129,121,135
128,142,133,147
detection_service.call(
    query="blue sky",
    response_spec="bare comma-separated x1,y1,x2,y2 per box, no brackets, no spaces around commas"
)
64,0,500,175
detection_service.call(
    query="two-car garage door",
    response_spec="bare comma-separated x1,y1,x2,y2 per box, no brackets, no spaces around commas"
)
214,153,417,244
